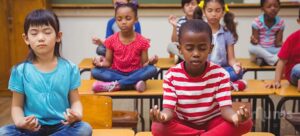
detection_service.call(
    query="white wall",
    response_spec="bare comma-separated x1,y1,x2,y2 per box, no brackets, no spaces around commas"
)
56,7,299,80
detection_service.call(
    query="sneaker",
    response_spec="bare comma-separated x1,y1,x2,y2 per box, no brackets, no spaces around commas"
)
135,80,146,92
231,80,247,91
92,81,120,93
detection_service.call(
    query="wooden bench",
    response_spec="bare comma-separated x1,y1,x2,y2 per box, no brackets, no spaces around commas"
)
135,132,274,136
92,129,134,136
237,58,275,79
78,58,94,75
154,58,174,79
272,80,300,136
78,57,175,79
78,57,276,79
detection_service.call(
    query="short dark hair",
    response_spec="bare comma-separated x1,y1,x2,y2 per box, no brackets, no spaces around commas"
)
181,0,200,8
178,19,212,44
260,0,280,7
115,2,138,18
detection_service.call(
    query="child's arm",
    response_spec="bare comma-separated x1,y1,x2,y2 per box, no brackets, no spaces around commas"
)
220,105,250,126
11,92,40,131
275,29,284,47
250,28,259,45
150,105,174,123
141,50,149,65
169,15,178,42
265,59,287,89
227,45,242,74
94,48,113,67
91,36,104,46
61,89,83,125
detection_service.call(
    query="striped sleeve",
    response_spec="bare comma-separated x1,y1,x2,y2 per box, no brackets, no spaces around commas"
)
162,70,177,110
251,18,259,30
215,70,232,107
278,18,285,30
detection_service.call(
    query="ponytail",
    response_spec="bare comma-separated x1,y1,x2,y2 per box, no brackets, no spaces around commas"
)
193,6,203,20
224,12,238,41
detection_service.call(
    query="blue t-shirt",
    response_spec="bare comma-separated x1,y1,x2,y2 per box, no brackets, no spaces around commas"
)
209,26,236,67
8,58,81,125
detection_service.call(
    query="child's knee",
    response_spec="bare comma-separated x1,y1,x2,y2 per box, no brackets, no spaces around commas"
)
151,122,168,136
291,64,300,77
74,121,92,136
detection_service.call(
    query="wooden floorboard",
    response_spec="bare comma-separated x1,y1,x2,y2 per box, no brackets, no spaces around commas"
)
0,96,13,126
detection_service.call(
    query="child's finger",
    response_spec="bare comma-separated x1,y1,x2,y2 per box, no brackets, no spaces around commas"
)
28,118,38,130
63,112,69,121
149,109,154,120
32,124,41,132
25,116,35,122
61,120,69,125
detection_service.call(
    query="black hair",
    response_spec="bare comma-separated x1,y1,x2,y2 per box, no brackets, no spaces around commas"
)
193,7,203,20
115,2,138,18
193,0,238,41
181,0,200,8
260,0,280,8
23,9,61,62
178,19,212,44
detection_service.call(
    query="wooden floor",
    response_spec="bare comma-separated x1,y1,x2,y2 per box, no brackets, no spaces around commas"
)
0,97,13,126
0,96,297,135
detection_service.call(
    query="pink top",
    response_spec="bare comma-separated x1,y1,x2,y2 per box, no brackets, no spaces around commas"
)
252,14,285,48
104,32,150,73
278,29,300,81
163,62,232,125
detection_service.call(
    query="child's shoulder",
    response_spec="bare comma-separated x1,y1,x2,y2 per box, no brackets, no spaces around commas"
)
275,16,285,25
207,61,229,76
12,61,28,72
58,57,78,69
135,33,150,45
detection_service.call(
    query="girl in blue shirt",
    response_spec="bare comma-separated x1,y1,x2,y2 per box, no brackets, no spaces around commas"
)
193,0,246,91
0,9,92,136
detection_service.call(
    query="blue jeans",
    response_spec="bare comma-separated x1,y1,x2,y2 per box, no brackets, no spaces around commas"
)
223,66,243,82
96,45,106,56
91,65,157,89
290,64,300,86
0,121,92,136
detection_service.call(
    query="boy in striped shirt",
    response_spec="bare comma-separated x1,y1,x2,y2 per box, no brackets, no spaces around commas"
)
150,19,252,136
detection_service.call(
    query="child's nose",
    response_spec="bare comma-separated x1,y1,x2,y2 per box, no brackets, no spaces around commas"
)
192,50,200,57
37,33,45,41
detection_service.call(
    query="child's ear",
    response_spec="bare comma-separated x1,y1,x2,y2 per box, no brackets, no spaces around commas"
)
135,17,138,23
56,32,63,43
297,18,300,24
209,44,214,54
22,33,30,45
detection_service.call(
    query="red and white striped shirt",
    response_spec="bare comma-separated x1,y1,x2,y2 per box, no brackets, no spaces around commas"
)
163,62,232,125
